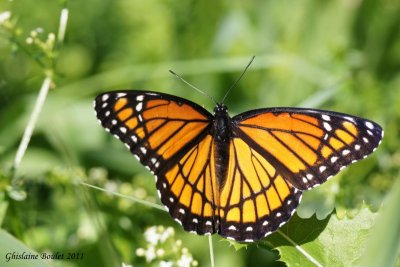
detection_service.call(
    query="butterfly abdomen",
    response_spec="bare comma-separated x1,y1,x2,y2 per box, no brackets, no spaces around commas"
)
213,104,232,188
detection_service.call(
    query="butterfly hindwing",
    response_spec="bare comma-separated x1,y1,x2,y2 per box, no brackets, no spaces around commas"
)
218,138,302,242
233,108,383,190
156,134,219,235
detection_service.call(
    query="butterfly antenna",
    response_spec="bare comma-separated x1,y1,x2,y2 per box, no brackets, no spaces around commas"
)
221,55,255,104
169,70,217,104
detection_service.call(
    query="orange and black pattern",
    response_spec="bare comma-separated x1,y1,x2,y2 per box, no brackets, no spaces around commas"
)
94,90,383,242
233,108,383,190
94,91,212,174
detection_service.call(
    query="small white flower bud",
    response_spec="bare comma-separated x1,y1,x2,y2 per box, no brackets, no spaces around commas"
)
0,11,11,25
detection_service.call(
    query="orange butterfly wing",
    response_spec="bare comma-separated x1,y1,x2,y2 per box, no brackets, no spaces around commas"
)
232,108,383,191
217,138,302,242
157,134,220,235
95,91,219,234
95,91,212,173
213,108,383,241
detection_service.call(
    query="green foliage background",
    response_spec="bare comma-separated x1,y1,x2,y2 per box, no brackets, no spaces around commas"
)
0,0,399,266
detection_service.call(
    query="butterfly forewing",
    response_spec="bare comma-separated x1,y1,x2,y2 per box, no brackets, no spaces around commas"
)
233,108,383,190
94,91,212,174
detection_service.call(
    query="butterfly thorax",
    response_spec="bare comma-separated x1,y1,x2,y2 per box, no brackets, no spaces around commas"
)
213,103,232,187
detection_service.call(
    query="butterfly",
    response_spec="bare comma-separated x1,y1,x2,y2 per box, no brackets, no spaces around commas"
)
94,90,383,242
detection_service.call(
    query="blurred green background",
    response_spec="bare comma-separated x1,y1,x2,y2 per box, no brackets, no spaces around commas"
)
0,0,399,266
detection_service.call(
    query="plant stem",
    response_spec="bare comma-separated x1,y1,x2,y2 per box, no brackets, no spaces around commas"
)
57,8,69,44
81,182,166,212
12,76,52,179
11,6,69,180
208,235,215,267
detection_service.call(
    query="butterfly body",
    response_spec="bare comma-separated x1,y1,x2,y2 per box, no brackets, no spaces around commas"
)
213,104,232,187
95,90,383,242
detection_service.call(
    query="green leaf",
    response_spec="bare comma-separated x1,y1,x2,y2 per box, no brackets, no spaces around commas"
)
0,230,50,267
359,178,400,267
296,178,339,220
262,208,377,267
0,194,8,226
221,238,249,251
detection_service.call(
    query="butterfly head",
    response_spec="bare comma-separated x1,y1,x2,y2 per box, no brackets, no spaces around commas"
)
214,103,228,115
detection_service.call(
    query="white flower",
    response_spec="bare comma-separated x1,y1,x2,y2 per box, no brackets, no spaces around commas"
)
121,262,133,267
177,254,193,267
159,227,174,243
144,226,160,245
144,246,156,263
104,180,118,193
0,11,11,25
26,37,33,44
34,27,44,33
156,248,165,257
160,261,173,267
136,248,145,256
47,33,56,42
